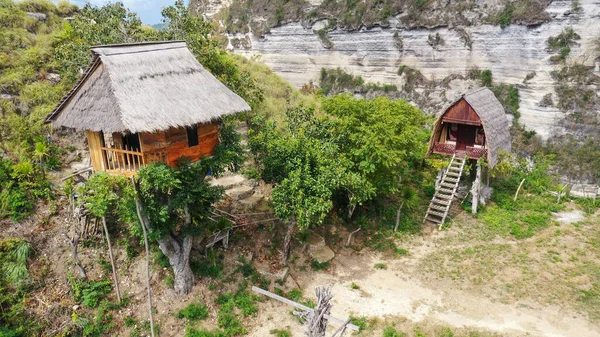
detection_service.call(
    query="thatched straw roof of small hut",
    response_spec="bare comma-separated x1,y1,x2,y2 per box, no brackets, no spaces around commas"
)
427,87,511,168
46,41,251,133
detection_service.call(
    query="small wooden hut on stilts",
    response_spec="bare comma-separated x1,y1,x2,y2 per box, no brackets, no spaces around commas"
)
424,87,511,225
46,41,251,175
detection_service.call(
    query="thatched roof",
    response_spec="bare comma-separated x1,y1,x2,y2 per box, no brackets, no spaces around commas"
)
428,87,511,168
46,41,251,133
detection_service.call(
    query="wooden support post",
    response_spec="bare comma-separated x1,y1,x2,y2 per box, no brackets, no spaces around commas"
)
514,179,526,202
133,180,156,337
471,165,482,214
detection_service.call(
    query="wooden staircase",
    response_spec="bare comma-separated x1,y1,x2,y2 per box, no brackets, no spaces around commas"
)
424,155,466,226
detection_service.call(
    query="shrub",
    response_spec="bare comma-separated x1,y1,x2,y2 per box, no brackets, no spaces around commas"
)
80,281,112,308
69,278,112,309
270,328,291,337
191,258,223,279
480,69,493,87
384,326,407,337
350,316,368,330
177,303,209,321
374,263,387,270
310,260,330,271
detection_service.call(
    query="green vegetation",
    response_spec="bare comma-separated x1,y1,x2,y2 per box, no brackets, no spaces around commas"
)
473,153,563,239
455,27,472,50
374,263,388,270
467,68,520,121
219,0,403,37
490,0,551,28
311,260,330,270
547,27,580,62
550,64,598,123
383,326,407,337
250,96,428,230
427,32,444,49
319,67,398,96
178,302,210,321
0,239,37,335
270,328,291,337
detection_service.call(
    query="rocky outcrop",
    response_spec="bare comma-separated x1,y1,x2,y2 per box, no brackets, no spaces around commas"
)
195,0,600,139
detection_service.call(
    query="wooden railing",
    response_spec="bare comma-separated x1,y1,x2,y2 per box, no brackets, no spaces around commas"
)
466,146,487,160
100,146,169,175
432,142,456,155
101,147,145,175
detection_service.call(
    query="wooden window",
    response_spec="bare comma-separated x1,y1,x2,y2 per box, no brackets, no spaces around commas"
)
186,125,199,147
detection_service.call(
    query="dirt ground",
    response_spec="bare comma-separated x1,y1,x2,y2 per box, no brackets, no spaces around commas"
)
2,183,599,337
244,208,600,337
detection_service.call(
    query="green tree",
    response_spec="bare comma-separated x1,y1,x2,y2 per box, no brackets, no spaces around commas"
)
250,97,428,261
53,2,158,82
134,162,225,294
321,95,429,216
159,0,263,110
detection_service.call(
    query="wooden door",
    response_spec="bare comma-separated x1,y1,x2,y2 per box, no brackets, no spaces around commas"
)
456,125,476,151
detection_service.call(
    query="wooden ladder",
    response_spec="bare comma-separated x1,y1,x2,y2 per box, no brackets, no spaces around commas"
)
424,154,466,226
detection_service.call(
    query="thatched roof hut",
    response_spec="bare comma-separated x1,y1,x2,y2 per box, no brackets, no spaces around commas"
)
427,87,511,168
46,41,250,133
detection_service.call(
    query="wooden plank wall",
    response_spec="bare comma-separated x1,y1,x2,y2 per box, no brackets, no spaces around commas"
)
442,99,482,125
139,122,220,167
86,131,106,172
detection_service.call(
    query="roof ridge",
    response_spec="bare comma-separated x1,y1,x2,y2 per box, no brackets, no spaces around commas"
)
90,40,185,49
464,87,487,96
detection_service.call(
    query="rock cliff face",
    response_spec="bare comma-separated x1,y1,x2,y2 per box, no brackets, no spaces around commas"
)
193,0,600,138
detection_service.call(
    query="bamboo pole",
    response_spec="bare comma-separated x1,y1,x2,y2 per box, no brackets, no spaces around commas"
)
102,216,121,303
133,179,156,337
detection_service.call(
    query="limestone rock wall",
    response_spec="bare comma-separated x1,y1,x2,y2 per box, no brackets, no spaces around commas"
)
212,0,599,138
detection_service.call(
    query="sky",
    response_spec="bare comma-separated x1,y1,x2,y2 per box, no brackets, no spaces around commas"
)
67,0,188,25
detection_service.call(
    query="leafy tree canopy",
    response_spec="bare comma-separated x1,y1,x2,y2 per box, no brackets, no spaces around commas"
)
250,95,428,229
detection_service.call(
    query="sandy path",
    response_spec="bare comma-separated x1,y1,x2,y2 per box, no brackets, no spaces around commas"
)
248,250,600,337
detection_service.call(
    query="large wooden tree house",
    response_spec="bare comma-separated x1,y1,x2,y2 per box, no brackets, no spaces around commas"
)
46,41,250,176
424,88,511,225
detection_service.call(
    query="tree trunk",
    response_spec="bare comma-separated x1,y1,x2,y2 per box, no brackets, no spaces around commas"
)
394,202,404,232
157,234,195,295
132,183,197,296
282,221,296,265
347,192,356,219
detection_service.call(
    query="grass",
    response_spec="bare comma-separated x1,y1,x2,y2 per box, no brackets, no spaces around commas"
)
269,328,291,337
383,326,407,337
350,282,360,289
177,303,209,321
350,315,369,331
310,260,330,271
374,263,388,270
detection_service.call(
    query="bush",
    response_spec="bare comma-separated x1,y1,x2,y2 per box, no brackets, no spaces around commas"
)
310,260,330,271
177,303,209,321
480,69,493,87
191,258,223,279
270,328,291,337
69,278,112,309
383,326,407,337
